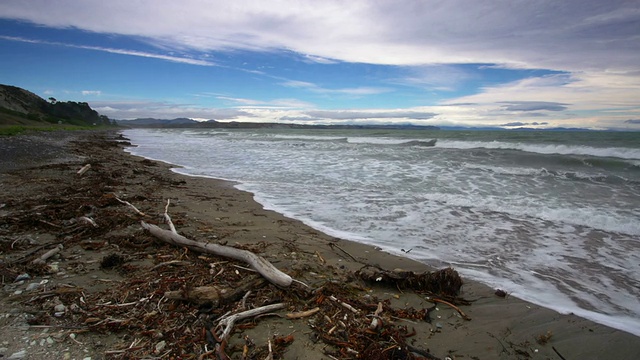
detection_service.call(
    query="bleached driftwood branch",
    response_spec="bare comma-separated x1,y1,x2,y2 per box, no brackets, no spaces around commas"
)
215,303,285,342
141,221,293,287
114,195,147,216
77,164,91,176
163,199,177,234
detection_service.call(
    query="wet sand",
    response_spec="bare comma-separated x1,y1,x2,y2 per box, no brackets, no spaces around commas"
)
1,130,638,359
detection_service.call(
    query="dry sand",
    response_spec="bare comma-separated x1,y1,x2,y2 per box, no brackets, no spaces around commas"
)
0,130,638,359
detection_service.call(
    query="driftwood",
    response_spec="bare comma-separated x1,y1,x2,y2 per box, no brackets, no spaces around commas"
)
77,164,91,176
215,303,286,342
356,265,463,297
32,244,63,265
141,221,293,287
164,277,265,306
115,195,147,216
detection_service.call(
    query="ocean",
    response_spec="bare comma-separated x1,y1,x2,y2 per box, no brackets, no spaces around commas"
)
123,127,640,336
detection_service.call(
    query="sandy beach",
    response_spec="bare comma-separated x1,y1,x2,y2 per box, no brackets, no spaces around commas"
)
1,130,639,359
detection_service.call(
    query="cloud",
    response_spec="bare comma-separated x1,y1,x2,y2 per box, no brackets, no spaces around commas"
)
1,1,638,73
625,119,640,124
303,110,437,120
215,96,314,109
281,80,392,96
90,100,253,120
500,121,549,127
81,90,101,96
0,35,216,66
499,101,568,112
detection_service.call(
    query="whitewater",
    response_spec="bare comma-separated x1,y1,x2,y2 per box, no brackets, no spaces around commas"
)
123,128,640,337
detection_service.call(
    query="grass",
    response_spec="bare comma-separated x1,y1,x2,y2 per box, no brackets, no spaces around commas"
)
0,124,99,136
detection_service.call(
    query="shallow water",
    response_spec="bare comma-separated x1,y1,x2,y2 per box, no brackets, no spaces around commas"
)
124,127,640,336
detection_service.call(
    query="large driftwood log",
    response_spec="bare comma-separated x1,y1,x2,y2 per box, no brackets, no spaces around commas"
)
141,221,293,287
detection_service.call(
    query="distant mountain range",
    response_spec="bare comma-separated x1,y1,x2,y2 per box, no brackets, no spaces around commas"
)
0,84,114,127
118,117,441,130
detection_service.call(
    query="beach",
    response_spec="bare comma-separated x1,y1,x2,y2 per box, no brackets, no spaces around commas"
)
1,130,639,359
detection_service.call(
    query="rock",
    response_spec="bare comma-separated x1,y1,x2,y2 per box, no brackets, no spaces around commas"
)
8,349,26,359
14,273,30,282
154,340,166,353
25,283,40,291
54,304,66,313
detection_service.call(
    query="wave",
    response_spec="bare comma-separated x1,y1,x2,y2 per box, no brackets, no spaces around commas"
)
464,164,636,185
270,134,348,142
436,140,640,160
400,139,437,147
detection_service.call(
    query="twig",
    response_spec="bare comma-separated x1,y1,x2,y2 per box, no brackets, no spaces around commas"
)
78,216,98,228
240,291,251,310
329,242,358,262
369,302,384,329
216,303,285,342
329,295,360,314
286,307,320,319
429,298,471,321
152,260,191,270
114,195,146,216
164,199,177,234
552,346,568,360
77,164,91,176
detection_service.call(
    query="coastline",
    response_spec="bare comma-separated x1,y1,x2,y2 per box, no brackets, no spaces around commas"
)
1,130,638,359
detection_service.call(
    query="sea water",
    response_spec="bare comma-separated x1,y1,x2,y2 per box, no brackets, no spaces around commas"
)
123,128,640,336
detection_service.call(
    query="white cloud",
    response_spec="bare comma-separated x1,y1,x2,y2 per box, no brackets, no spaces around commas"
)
91,100,254,120
281,80,392,96
81,90,101,96
1,1,638,72
0,35,216,66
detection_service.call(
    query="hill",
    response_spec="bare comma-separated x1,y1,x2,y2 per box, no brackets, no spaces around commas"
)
119,117,440,130
0,84,114,127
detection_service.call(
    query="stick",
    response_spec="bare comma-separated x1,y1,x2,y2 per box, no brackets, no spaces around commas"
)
114,195,147,216
78,216,98,228
369,302,384,329
329,295,360,314
329,242,359,262
77,164,91,176
552,346,568,360
164,199,177,234
32,244,64,265
216,303,285,342
286,307,320,319
141,221,292,287
429,298,471,321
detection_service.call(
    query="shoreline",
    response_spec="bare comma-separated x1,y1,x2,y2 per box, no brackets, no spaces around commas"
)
125,130,640,340
1,130,639,359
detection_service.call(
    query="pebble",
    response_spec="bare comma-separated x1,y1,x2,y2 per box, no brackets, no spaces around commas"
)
14,274,30,282
25,283,39,291
8,349,26,359
155,340,166,353
54,304,66,313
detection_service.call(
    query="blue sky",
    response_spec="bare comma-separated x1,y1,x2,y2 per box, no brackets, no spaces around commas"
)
1,1,639,129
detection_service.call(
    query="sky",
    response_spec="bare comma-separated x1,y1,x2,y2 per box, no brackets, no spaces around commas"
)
1,0,639,130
